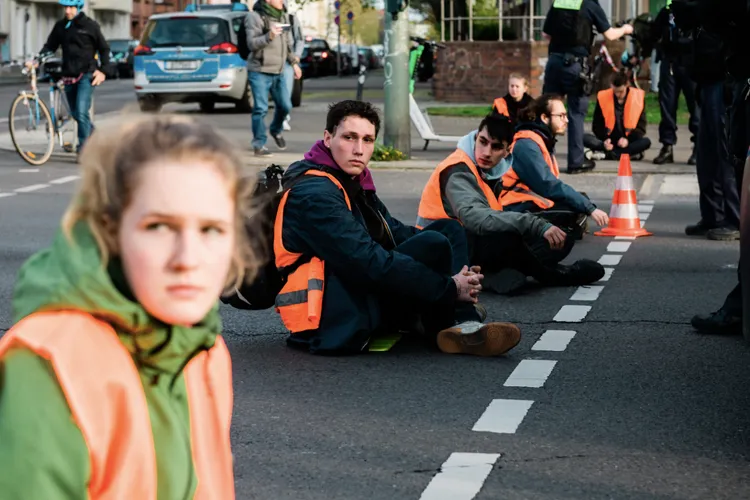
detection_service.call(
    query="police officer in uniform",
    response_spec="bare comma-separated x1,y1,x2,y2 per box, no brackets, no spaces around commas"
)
649,0,700,165
542,0,633,174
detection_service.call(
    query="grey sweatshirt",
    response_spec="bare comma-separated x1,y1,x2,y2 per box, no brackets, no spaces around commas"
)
244,7,298,74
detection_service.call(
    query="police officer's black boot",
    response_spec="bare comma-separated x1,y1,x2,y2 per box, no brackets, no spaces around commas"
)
653,145,674,165
567,158,596,174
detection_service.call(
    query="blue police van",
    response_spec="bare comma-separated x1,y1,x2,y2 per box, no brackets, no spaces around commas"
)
133,3,252,113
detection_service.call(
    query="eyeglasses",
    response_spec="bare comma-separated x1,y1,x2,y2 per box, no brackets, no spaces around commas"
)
550,113,568,121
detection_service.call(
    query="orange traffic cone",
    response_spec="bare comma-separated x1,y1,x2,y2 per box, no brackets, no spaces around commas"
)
595,154,652,238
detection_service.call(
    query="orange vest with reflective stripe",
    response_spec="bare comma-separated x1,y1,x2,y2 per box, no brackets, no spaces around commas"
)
274,170,352,333
500,130,560,210
597,87,645,137
416,149,503,229
0,310,235,500
492,97,509,117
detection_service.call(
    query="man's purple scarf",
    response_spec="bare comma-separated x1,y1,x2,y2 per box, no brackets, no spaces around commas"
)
303,140,376,192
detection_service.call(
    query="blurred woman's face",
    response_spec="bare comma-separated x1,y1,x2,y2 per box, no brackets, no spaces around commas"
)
508,77,527,101
118,161,235,326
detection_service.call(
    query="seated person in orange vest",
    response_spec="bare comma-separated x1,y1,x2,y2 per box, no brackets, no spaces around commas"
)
0,115,248,498
584,71,651,161
493,73,534,127
500,94,610,236
274,100,521,356
417,113,606,295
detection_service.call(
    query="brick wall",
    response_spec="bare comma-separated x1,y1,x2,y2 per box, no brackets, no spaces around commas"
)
432,41,549,103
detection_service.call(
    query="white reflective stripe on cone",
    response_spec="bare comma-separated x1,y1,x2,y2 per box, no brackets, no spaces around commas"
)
609,203,639,219
615,176,635,191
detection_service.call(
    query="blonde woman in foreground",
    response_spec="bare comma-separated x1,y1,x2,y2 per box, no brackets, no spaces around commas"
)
0,114,258,499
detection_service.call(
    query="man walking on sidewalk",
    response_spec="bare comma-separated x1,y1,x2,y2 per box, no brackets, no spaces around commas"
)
244,0,302,157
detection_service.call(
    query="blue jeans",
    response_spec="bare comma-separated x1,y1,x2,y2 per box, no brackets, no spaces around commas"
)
64,73,94,149
283,62,294,101
248,71,291,149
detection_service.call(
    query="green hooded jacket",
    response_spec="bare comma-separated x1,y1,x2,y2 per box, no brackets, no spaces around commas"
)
0,222,225,499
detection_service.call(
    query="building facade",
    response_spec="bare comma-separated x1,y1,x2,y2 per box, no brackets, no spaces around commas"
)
0,0,132,63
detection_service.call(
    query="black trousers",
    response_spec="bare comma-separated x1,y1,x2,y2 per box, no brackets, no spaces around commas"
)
381,219,481,338
658,58,700,145
468,230,574,282
696,81,740,228
583,133,652,156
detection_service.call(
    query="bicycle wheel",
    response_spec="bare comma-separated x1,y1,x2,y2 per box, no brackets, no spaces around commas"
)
9,94,55,166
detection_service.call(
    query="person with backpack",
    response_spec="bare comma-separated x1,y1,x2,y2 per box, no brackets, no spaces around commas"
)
270,100,522,356
244,0,301,157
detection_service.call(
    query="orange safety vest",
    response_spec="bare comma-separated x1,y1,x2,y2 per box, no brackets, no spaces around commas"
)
0,310,235,500
597,87,645,137
500,130,561,210
492,97,509,117
273,170,352,333
416,149,503,229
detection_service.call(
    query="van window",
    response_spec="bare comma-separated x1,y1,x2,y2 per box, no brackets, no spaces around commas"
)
141,17,230,48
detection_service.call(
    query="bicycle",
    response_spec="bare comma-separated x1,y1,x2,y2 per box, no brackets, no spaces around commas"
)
8,54,94,166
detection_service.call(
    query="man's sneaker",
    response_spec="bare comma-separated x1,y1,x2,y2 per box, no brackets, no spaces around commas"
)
543,259,605,287
437,321,521,357
271,133,287,150
482,268,528,295
254,147,273,157
653,145,673,165
691,308,741,335
283,116,291,131
707,226,740,241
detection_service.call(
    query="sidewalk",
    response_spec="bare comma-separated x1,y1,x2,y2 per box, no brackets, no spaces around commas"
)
0,102,699,177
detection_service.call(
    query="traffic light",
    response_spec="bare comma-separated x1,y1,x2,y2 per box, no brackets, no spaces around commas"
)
386,0,407,20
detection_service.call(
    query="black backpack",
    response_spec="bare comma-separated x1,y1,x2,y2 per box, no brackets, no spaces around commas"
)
221,165,289,310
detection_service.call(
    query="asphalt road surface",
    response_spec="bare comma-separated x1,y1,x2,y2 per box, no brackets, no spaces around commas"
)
0,82,748,499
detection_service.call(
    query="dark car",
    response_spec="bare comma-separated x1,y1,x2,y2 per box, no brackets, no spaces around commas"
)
109,39,137,78
300,38,338,78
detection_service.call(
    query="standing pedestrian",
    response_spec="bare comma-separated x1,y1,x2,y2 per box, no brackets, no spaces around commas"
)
245,0,302,157
542,0,633,174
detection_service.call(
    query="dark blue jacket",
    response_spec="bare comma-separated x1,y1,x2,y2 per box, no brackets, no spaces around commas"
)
279,160,457,354
511,122,596,215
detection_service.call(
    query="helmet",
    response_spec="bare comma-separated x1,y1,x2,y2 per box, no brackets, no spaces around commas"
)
59,0,84,7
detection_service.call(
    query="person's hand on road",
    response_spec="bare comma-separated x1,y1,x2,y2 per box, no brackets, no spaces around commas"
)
604,138,614,151
92,69,106,86
617,137,629,148
590,208,609,227
293,63,302,79
453,265,482,303
543,225,567,250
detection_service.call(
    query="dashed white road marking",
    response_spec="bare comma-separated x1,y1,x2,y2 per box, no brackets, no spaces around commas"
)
532,330,576,352
553,305,591,323
598,254,622,266
659,175,699,196
472,399,534,434
607,241,631,253
615,236,636,240
0,193,17,198
570,285,605,301
640,200,655,204
504,360,558,388
419,453,500,500
50,175,80,184
640,212,651,221
638,204,653,213
19,168,39,173
640,219,647,226
598,267,614,282
14,184,49,193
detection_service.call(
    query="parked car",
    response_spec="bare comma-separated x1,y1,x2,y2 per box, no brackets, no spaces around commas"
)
133,6,252,112
300,38,339,78
358,47,380,70
109,38,137,78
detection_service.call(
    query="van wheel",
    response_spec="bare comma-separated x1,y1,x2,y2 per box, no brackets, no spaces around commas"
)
138,97,162,113
199,100,215,113
236,82,253,113
291,78,302,108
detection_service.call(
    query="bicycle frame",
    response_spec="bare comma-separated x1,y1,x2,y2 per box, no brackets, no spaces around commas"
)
19,59,75,149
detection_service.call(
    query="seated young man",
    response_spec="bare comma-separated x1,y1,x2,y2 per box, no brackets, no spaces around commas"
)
274,100,520,356
584,71,651,161
417,113,605,295
500,94,610,239
492,73,534,127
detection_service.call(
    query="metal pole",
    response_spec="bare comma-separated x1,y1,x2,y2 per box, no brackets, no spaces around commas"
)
528,0,534,41
469,0,473,41
440,0,445,42
498,0,504,41
449,0,454,42
383,11,410,157
337,18,341,76
356,63,366,101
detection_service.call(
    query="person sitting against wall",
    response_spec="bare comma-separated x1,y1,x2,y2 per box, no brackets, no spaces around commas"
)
416,113,605,295
584,71,651,161
492,73,534,127
499,94,610,240
273,100,522,357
